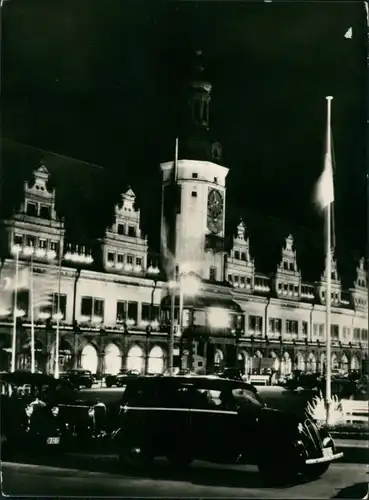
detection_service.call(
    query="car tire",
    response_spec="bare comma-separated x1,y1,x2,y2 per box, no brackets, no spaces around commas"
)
119,444,153,469
304,462,330,480
257,447,300,486
106,381,112,388
86,381,92,389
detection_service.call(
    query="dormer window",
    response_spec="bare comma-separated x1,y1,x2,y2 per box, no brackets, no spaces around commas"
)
40,205,51,219
117,224,124,235
26,202,38,216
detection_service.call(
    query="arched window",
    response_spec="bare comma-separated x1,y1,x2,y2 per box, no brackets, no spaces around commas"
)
81,344,98,374
148,346,165,374
104,343,121,375
127,345,144,373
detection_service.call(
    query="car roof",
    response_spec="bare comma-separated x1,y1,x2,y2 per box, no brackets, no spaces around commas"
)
126,375,258,392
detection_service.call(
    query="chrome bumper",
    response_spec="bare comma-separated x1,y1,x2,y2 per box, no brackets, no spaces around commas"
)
305,451,343,465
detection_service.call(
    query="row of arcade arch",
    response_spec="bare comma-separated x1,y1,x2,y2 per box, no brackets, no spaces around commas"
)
214,349,362,375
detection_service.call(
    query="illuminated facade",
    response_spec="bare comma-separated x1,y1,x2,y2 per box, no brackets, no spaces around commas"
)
0,53,367,376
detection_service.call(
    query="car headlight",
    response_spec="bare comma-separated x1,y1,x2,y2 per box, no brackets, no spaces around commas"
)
25,405,34,417
51,406,59,416
88,408,95,418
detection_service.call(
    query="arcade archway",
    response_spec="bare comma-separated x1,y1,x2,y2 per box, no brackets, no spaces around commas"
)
81,344,98,374
126,345,144,373
104,343,121,375
307,353,317,373
148,345,165,374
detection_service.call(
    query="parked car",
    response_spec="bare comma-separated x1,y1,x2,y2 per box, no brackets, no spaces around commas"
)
215,367,245,381
105,369,140,388
0,372,70,460
60,369,95,389
284,370,322,391
111,375,343,484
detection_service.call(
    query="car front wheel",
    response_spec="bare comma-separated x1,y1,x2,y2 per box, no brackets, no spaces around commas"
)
119,442,153,469
304,462,329,480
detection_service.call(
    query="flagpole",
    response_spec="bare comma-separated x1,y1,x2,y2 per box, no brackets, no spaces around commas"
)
55,222,63,379
30,253,35,373
168,137,179,376
325,95,333,425
11,248,20,373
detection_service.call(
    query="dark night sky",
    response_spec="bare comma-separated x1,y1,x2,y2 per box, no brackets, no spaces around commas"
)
1,0,367,286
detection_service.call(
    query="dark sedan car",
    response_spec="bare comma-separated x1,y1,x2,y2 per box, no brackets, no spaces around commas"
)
105,369,140,388
60,369,94,389
112,376,343,484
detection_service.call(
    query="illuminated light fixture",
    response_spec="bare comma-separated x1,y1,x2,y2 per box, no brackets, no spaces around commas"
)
168,280,176,290
207,307,230,329
134,265,142,272
124,263,133,271
35,248,46,258
23,246,35,256
116,263,123,270
38,312,51,320
25,405,34,417
85,255,93,264
140,320,149,327
53,312,64,321
151,319,159,328
51,406,59,416
126,318,135,326
46,250,56,260
246,284,251,289
181,274,201,296
64,251,72,260
11,244,22,255
240,283,245,289
147,265,154,273
234,282,239,287
15,309,26,318
80,315,90,323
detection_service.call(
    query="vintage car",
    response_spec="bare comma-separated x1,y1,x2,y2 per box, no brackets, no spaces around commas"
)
0,371,70,459
105,369,140,388
60,369,95,389
284,370,322,391
111,376,343,484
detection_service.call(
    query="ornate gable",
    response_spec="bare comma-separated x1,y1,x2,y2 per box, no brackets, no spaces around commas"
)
350,257,368,311
226,219,255,291
101,187,148,274
316,248,341,305
274,235,301,299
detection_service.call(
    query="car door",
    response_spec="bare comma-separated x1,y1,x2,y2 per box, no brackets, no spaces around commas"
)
188,381,240,462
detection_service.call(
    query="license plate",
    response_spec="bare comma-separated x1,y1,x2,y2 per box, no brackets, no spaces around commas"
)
323,447,333,458
46,437,60,445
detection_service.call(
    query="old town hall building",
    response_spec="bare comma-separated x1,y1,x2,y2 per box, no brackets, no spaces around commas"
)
0,53,367,377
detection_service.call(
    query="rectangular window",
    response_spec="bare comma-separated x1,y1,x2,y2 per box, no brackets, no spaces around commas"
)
228,274,233,283
26,235,36,247
268,318,281,334
39,239,47,249
14,234,23,246
40,205,51,219
117,224,125,235
151,305,159,322
234,275,239,284
213,177,218,183
141,303,151,322
128,226,136,237
127,255,133,265
93,299,104,319
16,290,29,317
116,301,126,323
353,328,361,340
192,173,198,179
361,329,368,341
319,324,325,338
249,315,263,332
107,252,115,262
209,267,217,281
289,262,294,271
294,285,299,294
302,321,308,336
50,241,59,252
81,296,93,316
331,324,339,339
52,293,67,319
127,301,138,323
191,191,198,198
26,202,38,216
117,254,124,263
313,324,318,337
240,276,245,285
286,320,298,334
136,257,142,267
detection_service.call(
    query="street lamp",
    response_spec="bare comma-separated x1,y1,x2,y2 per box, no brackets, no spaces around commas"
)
63,244,94,371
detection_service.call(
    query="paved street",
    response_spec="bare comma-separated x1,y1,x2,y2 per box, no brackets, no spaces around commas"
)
2,456,367,498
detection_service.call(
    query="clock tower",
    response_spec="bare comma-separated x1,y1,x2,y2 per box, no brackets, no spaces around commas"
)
160,51,228,281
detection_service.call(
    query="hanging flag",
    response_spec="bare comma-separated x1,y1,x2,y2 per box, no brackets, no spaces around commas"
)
314,98,335,211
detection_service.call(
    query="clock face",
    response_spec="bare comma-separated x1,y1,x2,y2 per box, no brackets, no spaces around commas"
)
207,188,224,234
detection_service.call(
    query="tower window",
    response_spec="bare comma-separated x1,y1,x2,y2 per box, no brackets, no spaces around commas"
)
214,177,218,183
192,173,198,179
128,226,136,237
191,191,197,198
40,205,51,219
117,224,124,235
